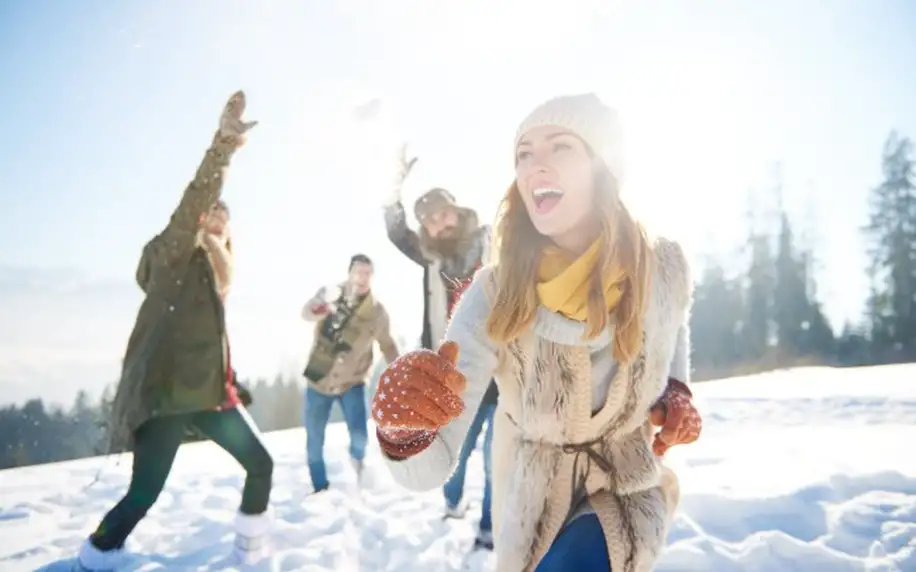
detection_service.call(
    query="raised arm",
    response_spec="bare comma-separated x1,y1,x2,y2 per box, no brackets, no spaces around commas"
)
158,91,257,264
382,144,428,266
383,202,428,266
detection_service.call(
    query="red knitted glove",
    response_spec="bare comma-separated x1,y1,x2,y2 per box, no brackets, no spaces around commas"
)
373,342,466,459
376,427,438,459
649,378,702,457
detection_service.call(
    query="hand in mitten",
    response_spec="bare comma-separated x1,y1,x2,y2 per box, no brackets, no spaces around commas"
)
218,90,258,149
384,143,419,206
373,342,466,458
649,378,702,457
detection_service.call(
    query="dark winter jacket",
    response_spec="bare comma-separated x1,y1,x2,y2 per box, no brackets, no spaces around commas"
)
382,200,499,406
106,131,240,453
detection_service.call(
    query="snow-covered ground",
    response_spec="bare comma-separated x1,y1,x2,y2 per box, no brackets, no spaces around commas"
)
1,364,915,571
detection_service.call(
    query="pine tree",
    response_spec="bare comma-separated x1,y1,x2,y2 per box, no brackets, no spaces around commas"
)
864,131,916,360
743,232,775,362
690,260,745,378
773,212,808,358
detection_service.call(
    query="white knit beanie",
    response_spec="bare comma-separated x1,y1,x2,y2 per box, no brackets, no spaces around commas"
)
514,93,625,187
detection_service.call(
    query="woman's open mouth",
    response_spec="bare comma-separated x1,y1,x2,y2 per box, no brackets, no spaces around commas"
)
533,187,564,214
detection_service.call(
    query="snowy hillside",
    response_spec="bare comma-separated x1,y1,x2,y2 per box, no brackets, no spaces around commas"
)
1,365,915,571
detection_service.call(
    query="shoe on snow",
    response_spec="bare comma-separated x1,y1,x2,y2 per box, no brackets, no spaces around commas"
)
443,501,468,520
474,530,494,551
350,457,366,486
75,538,125,571
351,457,364,476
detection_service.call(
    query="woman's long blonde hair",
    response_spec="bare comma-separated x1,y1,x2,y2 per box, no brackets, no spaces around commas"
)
486,166,653,364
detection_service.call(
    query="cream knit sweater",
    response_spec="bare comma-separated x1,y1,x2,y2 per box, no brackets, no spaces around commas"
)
384,237,692,572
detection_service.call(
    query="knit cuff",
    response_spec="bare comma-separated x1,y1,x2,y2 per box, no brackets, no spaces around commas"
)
376,427,437,460
667,377,692,399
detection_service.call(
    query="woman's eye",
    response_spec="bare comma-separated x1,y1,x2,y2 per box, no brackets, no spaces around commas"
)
553,142,572,153
516,150,532,162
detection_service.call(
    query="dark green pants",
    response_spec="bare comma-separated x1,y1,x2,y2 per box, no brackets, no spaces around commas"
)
90,407,273,551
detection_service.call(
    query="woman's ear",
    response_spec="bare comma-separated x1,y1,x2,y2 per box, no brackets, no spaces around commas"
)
197,212,207,226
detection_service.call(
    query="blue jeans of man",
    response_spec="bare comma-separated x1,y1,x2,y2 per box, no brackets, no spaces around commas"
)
443,402,496,533
304,384,368,491
535,513,610,571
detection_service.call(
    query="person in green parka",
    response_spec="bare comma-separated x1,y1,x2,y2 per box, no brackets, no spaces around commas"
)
76,91,273,571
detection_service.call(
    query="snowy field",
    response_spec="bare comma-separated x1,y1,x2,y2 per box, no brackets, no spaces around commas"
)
1,364,915,571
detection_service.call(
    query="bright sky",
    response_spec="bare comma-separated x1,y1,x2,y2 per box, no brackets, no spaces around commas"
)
1,0,915,381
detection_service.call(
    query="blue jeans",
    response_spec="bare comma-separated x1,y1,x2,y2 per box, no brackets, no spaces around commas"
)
536,513,610,571
443,402,496,533
304,384,368,491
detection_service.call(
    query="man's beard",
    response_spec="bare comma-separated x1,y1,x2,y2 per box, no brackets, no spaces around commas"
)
427,227,466,258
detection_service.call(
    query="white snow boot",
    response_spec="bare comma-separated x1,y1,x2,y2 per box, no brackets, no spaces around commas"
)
74,538,124,571
233,510,271,565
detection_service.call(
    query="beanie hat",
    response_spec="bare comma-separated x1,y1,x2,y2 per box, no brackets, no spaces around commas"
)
514,93,625,187
414,187,459,222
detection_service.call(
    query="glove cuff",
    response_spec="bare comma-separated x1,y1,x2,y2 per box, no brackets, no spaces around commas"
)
377,427,437,460
666,377,692,399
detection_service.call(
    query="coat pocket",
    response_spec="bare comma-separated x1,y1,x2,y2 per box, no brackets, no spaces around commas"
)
164,342,224,410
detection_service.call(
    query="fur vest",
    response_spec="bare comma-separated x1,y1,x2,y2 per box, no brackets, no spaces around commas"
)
383,237,692,572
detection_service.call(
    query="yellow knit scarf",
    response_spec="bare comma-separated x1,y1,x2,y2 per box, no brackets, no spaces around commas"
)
536,238,625,322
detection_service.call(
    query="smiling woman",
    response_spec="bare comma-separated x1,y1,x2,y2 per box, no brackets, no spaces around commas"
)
373,93,701,572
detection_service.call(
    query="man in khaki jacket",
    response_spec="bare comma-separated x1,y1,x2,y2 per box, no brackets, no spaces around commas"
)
301,253,399,492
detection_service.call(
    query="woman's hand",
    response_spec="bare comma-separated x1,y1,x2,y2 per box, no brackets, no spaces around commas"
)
373,341,466,431
373,342,466,459
649,378,702,457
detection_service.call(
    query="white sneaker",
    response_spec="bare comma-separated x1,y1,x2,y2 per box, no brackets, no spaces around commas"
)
474,530,494,550
351,457,366,487
444,500,468,519
233,510,271,565
75,538,125,571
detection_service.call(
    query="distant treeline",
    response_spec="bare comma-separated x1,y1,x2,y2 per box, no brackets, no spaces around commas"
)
690,131,916,379
0,361,389,471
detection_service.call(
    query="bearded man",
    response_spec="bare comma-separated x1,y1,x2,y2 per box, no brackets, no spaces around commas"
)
381,146,498,550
